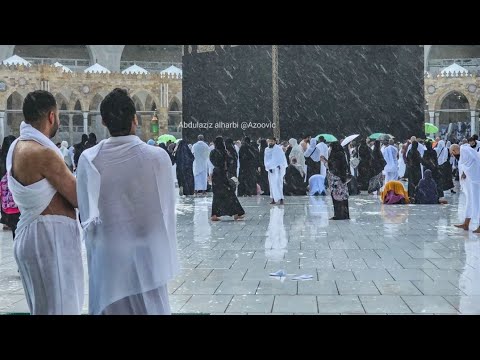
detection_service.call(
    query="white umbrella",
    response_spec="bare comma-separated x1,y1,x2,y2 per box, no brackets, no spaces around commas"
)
341,134,360,147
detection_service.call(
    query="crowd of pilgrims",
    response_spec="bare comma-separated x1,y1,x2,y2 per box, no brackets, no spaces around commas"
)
0,131,476,231
134,133,477,222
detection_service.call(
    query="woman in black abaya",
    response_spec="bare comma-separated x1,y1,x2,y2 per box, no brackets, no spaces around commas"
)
210,137,245,221
327,141,350,220
174,139,195,196
258,139,270,196
406,141,422,201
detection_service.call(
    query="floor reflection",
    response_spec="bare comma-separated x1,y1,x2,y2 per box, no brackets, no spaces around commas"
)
264,207,288,261
307,196,329,227
192,197,212,243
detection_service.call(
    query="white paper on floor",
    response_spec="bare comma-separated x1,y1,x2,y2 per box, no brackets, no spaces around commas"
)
291,274,314,281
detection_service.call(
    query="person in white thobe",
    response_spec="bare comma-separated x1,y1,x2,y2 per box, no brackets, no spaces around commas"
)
192,135,210,193
264,138,287,205
450,144,480,233
77,89,179,315
7,91,83,315
383,141,399,183
288,138,305,175
316,138,329,177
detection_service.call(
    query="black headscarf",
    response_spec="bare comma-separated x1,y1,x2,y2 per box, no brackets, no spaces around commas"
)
372,140,386,173
422,141,438,171
225,138,237,159
0,135,16,178
210,137,227,168
215,136,226,151
328,141,348,182
175,140,194,169
415,169,438,204
407,141,421,164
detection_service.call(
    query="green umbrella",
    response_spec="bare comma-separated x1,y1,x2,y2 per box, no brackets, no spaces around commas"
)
369,133,389,140
424,122,439,134
157,134,177,144
315,134,337,142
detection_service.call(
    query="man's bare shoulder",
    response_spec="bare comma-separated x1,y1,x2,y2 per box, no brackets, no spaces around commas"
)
17,140,57,156
15,141,61,168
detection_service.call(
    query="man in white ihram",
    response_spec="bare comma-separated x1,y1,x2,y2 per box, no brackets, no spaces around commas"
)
316,136,329,177
192,134,210,195
264,136,287,205
450,143,480,233
7,90,83,315
383,139,399,182
77,88,179,315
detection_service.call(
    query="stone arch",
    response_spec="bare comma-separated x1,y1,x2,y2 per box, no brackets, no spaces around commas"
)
168,96,182,134
55,93,70,133
55,93,69,109
131,94,144,111
6,91,24,137
168,96,182,111
438,91,471,136
434,88,472,110
145,94,159,112
3,88,29,109
131,90,158,140
131,90,160,113
89,93,104,111
88,94,105,139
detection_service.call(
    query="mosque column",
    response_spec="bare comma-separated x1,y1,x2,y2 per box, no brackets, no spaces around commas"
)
158,82,169,135
471,110,478,136
83,111,89,135
0,111,5,141
158,108,168,135
434,111,440,133
68,114,74,145
428,111,435,127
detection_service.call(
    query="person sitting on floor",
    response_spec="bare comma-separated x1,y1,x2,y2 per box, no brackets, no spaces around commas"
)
381,180,410,204
308,174,326,196
283,157,307,196
415,169,448,204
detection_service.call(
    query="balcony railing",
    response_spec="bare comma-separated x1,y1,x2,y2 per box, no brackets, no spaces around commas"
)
21,57,183,73
24,57,90,71
120,61,182,73
427,57,480,75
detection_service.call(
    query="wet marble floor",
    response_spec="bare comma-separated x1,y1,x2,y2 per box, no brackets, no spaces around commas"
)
1,185,480,315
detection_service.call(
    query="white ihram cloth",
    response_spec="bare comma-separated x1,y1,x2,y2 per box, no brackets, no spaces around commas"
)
398,148,406,178
77,135,179,315
309,174,326,196
6,122,84,315
192,141,210,191
458,144,480,223
435,140,448,166
288,138,306,171
383,145,398,182
265,144,287,202
316,141,329,177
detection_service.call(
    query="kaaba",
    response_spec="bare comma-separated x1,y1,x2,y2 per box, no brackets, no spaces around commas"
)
182,45,424,143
